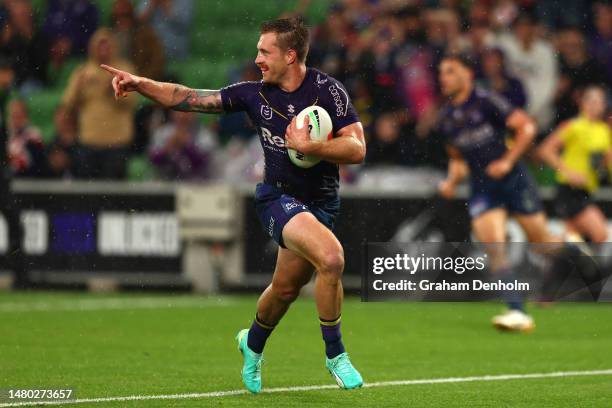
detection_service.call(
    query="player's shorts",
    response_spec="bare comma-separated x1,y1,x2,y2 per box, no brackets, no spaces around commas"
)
554,184,593,219
468,169,542,219
254,183,340,248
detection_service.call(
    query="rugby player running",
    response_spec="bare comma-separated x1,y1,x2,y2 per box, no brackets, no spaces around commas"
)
101,18,365,392
436,54,558,332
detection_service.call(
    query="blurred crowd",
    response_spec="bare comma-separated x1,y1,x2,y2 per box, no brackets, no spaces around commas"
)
306,0,612,178
1,0,611,184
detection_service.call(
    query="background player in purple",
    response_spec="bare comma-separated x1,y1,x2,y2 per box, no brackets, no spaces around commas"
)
101,18,365,392
435,55,560,332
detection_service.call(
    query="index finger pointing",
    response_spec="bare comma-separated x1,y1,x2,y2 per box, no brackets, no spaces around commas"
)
100,64,121,75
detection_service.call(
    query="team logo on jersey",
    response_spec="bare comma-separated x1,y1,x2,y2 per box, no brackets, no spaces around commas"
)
288,104,295,114
316,73,328,87
261,104,273,120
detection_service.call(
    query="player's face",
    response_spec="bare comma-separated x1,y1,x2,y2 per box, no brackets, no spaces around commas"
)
255,33,289,84
439,60,468,99
581,89,606,119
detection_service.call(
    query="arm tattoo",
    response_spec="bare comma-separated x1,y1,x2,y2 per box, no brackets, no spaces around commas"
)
171,85,223,113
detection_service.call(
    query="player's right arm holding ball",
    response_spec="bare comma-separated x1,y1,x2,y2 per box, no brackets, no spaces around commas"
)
100,64,223,113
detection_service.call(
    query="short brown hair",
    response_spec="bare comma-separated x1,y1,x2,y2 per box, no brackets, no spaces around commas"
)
260,17,309,63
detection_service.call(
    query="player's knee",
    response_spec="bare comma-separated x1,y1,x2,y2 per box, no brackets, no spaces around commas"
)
272,285,300,303
318,248,344,279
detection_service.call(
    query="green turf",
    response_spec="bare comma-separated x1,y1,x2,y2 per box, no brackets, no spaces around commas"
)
0,292,611,407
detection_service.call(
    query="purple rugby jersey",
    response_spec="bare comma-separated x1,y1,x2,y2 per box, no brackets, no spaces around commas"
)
437,87,520,190
220,67,360,199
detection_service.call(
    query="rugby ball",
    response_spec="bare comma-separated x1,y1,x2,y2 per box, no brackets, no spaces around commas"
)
288,105,333,168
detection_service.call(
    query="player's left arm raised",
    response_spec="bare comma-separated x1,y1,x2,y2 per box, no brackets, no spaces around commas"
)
486,109,536,179
285,117,366,164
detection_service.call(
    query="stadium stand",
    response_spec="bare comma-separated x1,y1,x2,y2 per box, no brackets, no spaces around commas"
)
4,0,612,185
18,0,332,180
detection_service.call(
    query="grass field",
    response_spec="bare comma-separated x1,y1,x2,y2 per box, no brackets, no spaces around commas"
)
1,292,611,407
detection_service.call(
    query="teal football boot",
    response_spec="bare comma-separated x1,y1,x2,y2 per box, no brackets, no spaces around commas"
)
326,352,363,389
236,329,263,394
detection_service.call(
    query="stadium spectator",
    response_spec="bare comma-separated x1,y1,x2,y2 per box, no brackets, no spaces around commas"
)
45,105,80,179
467,0,493,28
42,0,99,56
7,99,46,177
457,20,496,75
423,8,463,59
489,0,520,30
218,135,264,183
555,26,610,123
394,4,426,46
348,78,374,133
110,0,165,80
536,0,589,29
132,103,171,155
137,0,193,60
456,2,496,74
0,58,27,288
479,48,526,108
62,27,137,179
149,110,217,180
308,5,356,84
393,8,437,122
590,2,612,80
132,74,177,156
357,27,403,113
337,0,375,33
0,0,50,92
495,12,558,132
43,0,98,85
365,111,412,166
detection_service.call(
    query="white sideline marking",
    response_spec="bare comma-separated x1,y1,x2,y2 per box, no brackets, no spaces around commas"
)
1,369,611,407
0,297,234,313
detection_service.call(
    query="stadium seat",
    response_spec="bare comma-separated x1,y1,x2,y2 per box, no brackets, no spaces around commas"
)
127,155,156,181
26,90,62,143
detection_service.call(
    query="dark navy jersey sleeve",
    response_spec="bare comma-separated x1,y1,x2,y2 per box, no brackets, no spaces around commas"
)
220,81,261,113
317,77,360,134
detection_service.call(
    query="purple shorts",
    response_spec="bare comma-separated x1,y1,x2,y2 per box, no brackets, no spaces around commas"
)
254,183,340,248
